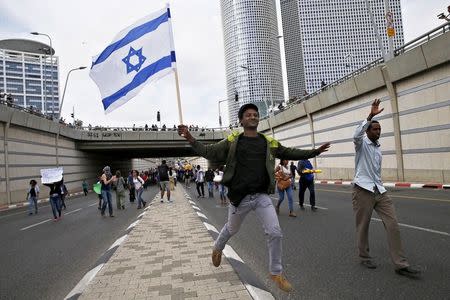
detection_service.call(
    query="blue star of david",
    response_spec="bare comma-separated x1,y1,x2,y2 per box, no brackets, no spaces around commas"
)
122,46,146,74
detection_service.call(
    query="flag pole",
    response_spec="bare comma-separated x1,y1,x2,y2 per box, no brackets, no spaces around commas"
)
174,68,183,124
167,3,184,125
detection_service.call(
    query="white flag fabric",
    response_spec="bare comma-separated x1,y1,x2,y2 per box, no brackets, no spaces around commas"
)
90,6,176,113
40,167,63,184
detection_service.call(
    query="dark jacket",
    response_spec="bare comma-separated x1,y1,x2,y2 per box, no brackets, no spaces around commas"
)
190,131,320,195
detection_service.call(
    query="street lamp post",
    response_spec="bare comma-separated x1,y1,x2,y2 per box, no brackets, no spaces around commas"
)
31,32,55,117
59,67,86,120
218,98,228,128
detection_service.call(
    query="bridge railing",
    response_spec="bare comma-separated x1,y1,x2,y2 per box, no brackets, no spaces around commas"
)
275,21,450,118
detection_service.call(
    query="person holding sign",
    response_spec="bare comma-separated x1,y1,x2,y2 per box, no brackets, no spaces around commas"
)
41,167,64,221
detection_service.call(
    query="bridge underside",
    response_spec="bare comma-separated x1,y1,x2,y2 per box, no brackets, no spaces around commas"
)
76,140,216,158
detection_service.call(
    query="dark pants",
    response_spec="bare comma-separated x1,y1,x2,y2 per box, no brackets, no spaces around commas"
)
60,195,66,209
196,182,205,197
299,178,315,207
50,194,62,219
83,188,88,196
129,186,135,202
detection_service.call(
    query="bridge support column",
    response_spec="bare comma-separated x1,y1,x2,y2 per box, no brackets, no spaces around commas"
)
381,66,405,182
303,102,317,168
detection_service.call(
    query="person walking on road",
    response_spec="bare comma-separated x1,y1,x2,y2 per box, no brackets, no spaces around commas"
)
157,160,171,202
44,179,63,221
132,170,146,209
195,165,205,198
178,103,330,292
275,159,296,217
100,166,116,217
27,179,39,215
60,180,68,210
205,167,215,198
82,179,88,196
352,99,420,278
289,161,297,190
297,159,317,211
127,171,135,203
115,171,126,210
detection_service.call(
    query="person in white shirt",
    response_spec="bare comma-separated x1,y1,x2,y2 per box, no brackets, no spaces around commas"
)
352,99,420,278
195,165,205,198
132,170,146,209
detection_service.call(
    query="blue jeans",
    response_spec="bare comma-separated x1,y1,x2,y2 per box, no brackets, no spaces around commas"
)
49,194,61,219
136,188,144,208
277,186,294,212
207,181,214,193
219,184,226,199
28,196,38,214
101,190,113,216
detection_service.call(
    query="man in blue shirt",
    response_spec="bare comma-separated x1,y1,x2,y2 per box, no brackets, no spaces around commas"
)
352,99,420,278
297,159,316,210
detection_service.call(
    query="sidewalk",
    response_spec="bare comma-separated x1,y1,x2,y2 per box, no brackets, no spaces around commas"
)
79,186,252,300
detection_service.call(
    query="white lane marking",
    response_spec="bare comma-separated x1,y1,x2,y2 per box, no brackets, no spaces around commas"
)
127,220,140,231
303,204,328,210
223,244,244,263
20,219,52,231
64,208,82,215
137,212,146,219
244,284,275,300
269,196,328,210
88,202,98,207
372,218,450,236
203,222,219,234
64,263,104,300
189,200,196,205
107,234,128,251
196,212,208,219
384,183,395,187
192,206,201,211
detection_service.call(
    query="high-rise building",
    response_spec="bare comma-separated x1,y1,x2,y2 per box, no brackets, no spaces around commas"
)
280,0,404,97
0,38,59,116
220,0,284,124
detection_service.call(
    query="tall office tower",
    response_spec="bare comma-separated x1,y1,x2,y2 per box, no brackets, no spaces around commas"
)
280,0,404,97
0,37,59,116
220,0,284,125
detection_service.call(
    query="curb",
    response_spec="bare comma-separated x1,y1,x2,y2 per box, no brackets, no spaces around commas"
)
315,180,449,189
0,191,88,212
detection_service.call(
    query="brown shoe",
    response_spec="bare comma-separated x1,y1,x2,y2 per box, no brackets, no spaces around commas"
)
212,249,222,267
270,274,293,292
288,212,297,217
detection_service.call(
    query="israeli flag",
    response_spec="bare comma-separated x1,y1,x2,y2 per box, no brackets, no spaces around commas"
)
90,6,176,113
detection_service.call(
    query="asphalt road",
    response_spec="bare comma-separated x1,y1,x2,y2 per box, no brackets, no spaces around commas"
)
185,184,450,300
0,185,159,300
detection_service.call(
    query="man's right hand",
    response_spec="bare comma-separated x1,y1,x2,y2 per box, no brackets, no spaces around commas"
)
368,98,384,120
178,125,195,143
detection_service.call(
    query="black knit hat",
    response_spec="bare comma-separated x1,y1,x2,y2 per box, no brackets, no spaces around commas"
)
238,103,259,120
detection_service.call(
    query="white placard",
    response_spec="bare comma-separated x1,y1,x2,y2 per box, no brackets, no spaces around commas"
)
40,167,63,184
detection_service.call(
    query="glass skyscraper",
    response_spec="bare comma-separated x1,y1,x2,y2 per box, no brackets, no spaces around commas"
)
0,38,59,116
280,0,404,98
220,0,284,124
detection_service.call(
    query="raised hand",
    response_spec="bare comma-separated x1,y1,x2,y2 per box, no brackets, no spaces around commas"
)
369,98,384,119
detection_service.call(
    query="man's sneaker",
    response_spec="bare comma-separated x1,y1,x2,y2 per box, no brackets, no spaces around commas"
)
361,260,377,269
299,204,305,210
270,274,293,292
160,199,164,203
395,266,421,278
212,249,222,267
311,206,318,211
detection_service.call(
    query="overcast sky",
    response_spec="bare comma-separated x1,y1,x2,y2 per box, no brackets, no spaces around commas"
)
0,0,448,128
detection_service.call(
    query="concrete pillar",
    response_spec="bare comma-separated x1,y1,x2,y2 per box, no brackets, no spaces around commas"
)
381,66,405,181
303,102,317,168
3,111,14,205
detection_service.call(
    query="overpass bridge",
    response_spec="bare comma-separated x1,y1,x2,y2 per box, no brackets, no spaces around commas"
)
1,23,449,205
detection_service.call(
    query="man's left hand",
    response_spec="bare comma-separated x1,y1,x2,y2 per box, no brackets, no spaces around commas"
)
317,142,331,154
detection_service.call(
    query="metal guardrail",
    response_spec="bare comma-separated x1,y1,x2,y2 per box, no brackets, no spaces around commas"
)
275,21,450,117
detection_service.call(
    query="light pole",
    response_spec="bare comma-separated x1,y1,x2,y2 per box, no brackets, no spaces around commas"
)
218,98,228,128
59,67,86,120
31,32,55,117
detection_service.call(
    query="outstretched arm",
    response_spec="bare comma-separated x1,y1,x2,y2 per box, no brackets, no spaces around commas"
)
354,99,384,143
